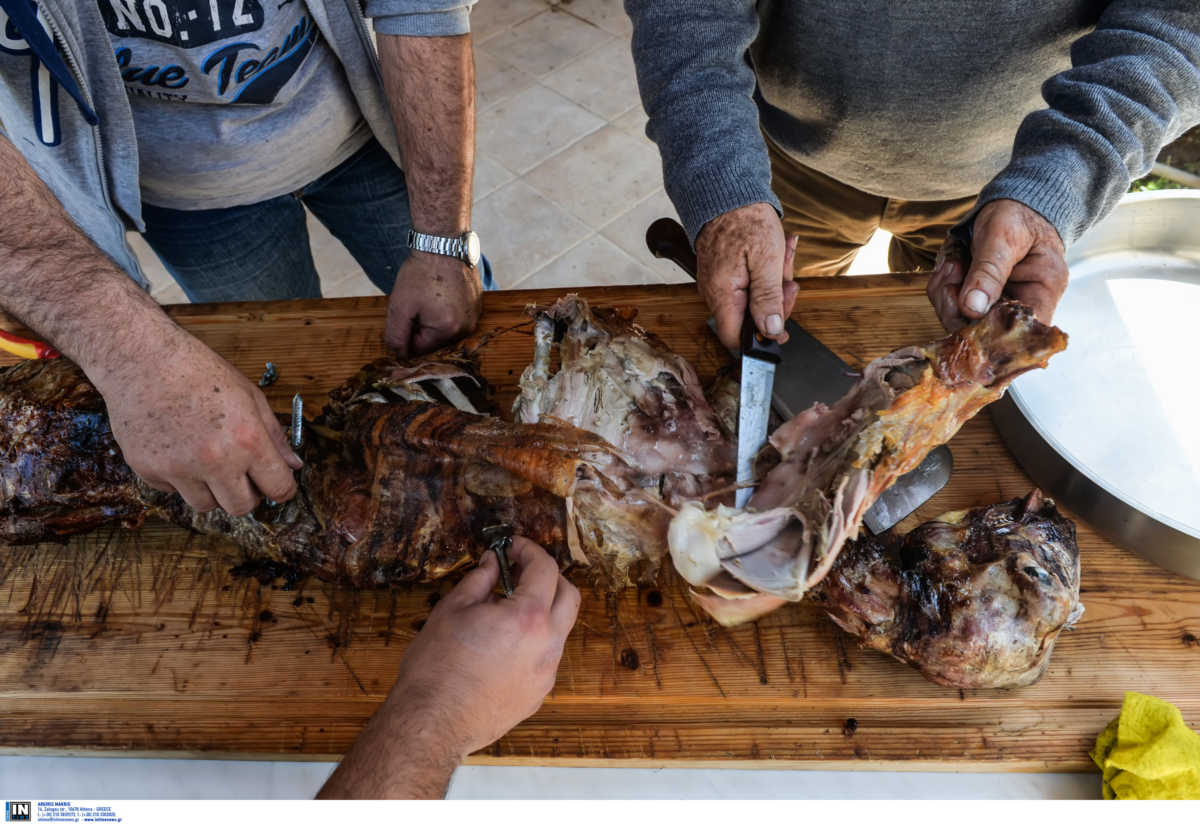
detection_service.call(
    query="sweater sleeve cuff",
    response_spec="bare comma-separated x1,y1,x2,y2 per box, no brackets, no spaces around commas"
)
974,163,1092,247
367,3,473,36
671,170,782,244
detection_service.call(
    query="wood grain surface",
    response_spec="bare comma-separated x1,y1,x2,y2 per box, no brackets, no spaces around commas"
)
1,278,1197,770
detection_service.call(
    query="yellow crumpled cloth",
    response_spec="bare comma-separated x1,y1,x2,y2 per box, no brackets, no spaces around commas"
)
1091,691,1200,799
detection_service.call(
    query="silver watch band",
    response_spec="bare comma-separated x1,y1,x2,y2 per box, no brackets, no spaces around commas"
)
407,230,466,261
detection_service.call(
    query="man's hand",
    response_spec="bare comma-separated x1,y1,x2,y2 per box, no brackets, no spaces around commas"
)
695,203,799,352
96,332,302,515
928,199,1068,331
318,538,580,799
0,135,300,516
385,252,482,357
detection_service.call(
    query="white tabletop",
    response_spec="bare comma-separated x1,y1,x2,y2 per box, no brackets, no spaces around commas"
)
0,757,1098,799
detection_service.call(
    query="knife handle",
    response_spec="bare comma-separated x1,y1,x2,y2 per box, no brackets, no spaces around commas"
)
645,217,699,279
741,307,782,363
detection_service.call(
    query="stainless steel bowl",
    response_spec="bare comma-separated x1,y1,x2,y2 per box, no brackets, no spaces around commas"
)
991,191,1200,578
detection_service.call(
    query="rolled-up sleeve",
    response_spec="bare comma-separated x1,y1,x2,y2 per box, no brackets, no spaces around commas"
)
365,0,477,37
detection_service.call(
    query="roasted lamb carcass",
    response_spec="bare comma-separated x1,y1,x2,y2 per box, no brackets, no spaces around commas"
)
670,301,1068,625
0,297,732,588
0,353,580,583
814,491,1083,688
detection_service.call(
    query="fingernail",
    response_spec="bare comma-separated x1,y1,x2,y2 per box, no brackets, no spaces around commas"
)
765,314,783,335
289,451,304,468
965,289,990,314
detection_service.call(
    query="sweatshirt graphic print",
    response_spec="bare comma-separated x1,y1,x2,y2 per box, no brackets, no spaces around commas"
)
100,0,322,105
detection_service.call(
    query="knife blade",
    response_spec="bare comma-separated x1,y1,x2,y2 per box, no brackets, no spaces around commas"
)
771,319,953,533
736,313,780,508
645,217,953,532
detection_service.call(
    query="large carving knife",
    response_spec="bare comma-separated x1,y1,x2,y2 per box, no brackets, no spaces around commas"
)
646,217,952,533
735,309,781,508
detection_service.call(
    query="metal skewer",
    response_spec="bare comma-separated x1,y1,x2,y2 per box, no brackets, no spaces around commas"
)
481,524,515,598
290,394,304,450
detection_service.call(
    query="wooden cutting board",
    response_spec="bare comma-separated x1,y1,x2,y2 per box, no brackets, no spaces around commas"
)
1,277,1197,770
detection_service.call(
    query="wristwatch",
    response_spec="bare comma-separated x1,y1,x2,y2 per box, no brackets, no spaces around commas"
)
406,229,481,268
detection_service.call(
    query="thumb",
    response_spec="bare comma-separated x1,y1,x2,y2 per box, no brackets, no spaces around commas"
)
443,551,500,607
747,234,788,341
959,225,1027,319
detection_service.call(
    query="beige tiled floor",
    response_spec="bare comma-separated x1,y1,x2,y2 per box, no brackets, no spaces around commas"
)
134,0,886,303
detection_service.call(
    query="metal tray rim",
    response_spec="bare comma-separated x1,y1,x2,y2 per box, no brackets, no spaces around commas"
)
999,190,1200,576
1006,387,1200,541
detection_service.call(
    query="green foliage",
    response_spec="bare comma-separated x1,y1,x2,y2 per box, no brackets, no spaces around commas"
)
1129,161,1200,192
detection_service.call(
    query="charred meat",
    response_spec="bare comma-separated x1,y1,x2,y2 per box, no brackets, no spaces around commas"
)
814,491,1083,688
0,358,148,543
0,298,732,589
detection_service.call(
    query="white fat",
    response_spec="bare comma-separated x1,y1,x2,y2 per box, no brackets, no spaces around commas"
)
667,502,736,587
435,378,478,414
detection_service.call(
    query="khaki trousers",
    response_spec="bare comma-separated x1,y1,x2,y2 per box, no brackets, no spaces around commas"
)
765,134,977,277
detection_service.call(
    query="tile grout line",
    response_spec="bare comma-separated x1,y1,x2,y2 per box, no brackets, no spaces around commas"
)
510,119,664,227
488,92,607,177
594,185,671,238
475,9,621,90
506,229,598,289
471,4,552,47
534,26,622,82
551,3,633,40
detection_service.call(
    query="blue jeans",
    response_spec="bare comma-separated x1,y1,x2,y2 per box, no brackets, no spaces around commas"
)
140,138,494,302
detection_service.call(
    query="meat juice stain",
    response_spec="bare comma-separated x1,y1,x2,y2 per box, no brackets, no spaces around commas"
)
619,648,640,670
1183,632,1198,648
645,590,663,607
842,717,858,737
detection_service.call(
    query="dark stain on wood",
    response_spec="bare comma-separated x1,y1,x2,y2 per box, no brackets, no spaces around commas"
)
646,623,662,689
833,632,852,685
752,622,768,685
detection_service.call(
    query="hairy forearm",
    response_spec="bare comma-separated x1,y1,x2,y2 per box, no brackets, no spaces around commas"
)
377,33,474,235
0,136,183,381
316,686,463,799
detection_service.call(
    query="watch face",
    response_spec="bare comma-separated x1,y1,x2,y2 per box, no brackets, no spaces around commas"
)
465,231,482,266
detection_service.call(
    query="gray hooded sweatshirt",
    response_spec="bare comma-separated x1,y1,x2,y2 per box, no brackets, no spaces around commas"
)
0,0,474,287
625,1,1200,245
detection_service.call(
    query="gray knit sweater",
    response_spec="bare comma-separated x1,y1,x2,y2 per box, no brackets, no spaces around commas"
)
625,0,1200,245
